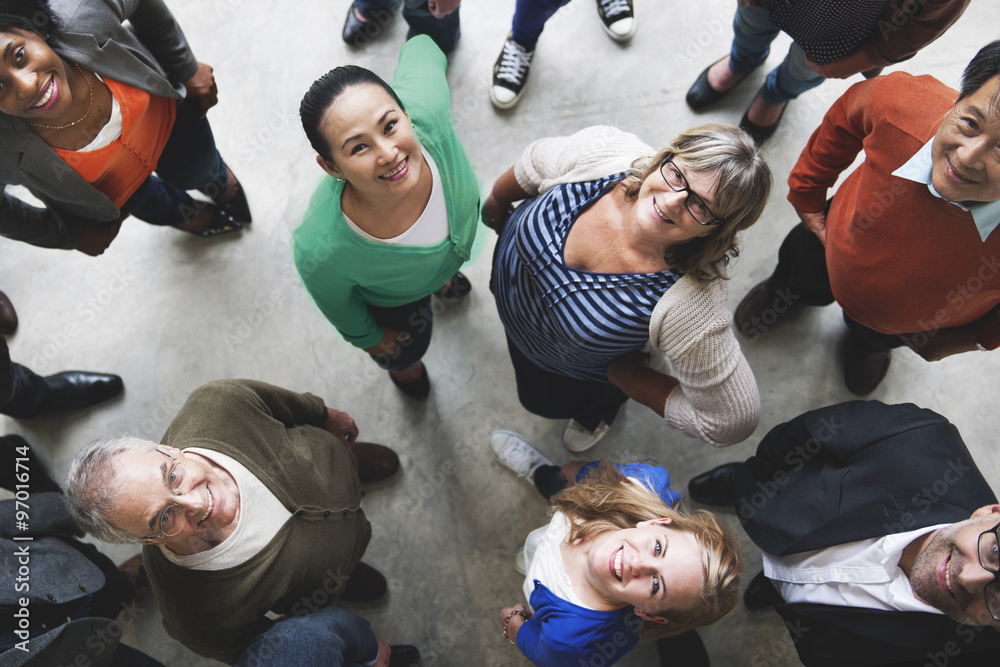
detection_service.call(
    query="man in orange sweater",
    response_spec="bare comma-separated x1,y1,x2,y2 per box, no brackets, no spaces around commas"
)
736,40,1000,394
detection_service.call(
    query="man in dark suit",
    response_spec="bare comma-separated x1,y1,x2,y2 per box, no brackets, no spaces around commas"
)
689,401,1000,666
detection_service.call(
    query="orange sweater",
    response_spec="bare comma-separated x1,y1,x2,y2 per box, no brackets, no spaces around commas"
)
787,72,1000,349
54,78,176,208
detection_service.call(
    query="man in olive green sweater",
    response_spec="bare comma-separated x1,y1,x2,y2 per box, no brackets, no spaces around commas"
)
66,379,400,664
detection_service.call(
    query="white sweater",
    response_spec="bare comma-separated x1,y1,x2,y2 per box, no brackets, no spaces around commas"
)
514,125,760,447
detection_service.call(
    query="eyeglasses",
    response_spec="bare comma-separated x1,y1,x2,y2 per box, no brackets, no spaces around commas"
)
978,520,1000,622
142,448,187,541
659,159,722,226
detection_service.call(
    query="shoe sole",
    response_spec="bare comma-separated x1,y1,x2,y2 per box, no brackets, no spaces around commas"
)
490,87,523,110
600,20,635,42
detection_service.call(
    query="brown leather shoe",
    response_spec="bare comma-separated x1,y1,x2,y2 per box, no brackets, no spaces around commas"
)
734,280,799,339
340,561,388,602
0,291,17,334
844,342,891,395
117,554,151,600
348,441,400,483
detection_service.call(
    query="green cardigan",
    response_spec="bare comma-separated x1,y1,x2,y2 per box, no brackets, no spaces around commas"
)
293,36,480,350
142,380,370,664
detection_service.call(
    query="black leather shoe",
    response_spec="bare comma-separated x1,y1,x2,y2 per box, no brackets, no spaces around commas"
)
687,462,740,506
388,645,421,667
739,91,787,146
221,166,252,224
434,272,472,300
686,56,745,111
744,571,783,613
348,441,401,483
343,0,400,48
41,371,123,413
0,290,17,334
844,342,891,396
389,363,430,401
340,561,388,602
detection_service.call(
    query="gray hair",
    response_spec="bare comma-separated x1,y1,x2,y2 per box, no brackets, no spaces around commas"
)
65,435,159,544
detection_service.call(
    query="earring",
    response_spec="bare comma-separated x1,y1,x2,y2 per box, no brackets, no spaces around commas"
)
335,177,347,183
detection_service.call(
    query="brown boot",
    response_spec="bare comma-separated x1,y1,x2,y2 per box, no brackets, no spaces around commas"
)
117,554,151,600
734,280,800,339
346,441,400,483
0,291,17,334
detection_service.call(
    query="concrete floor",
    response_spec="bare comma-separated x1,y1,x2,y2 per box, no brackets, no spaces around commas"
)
3,1,999,665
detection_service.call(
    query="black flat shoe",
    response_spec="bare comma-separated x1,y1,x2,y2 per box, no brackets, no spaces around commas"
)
177,205,243,238
389,364,430,401
434,272,472,300
739,92,787,146
744,571,784,613
686,56,742,111
339,561,388,602
221,167,252,224
41,371,124,413
388,645,421,667
687,462,741,506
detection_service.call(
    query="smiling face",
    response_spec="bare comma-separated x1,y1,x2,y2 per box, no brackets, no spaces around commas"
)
0,28,73,120
631,160,719,251
908,506,1000,628
315,82,424,201
110,446,240,554
931,74,1000,204
586,519,706,623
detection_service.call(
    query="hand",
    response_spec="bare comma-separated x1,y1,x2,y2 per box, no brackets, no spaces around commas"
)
427,0,460,18
606,350,649,388
77,217,124,256
796,208,827,245
182,62,219,117
481,193,512,234
363,326,409,359
805,50,877,80
324,408,359,444
499,603,531,642
898,328,979,362
374,638,391,667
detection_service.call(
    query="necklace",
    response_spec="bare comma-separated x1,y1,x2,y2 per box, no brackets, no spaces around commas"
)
27,63,93,131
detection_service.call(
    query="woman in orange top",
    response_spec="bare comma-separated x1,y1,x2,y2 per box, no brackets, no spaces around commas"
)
0,0,251,256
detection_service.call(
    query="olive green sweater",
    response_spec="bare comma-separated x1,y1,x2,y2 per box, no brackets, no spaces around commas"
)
142,380,369,663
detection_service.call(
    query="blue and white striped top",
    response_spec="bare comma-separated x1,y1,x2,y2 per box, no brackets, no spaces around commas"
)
492,174,680,382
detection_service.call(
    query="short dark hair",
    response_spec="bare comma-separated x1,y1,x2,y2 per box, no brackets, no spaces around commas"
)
300,65,405,164
0,0,61,37
959,39,1000,105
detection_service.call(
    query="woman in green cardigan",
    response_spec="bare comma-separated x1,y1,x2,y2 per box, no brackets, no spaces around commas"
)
295,36,480,400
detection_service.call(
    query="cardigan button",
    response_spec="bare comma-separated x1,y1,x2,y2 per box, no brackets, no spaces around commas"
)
78,584,87,592
324,511,331,519
47,593,57,601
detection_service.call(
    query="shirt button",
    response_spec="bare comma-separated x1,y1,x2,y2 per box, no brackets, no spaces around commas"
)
324,511,330,519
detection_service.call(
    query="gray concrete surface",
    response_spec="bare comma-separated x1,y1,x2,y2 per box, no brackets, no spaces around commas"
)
2,1,999,665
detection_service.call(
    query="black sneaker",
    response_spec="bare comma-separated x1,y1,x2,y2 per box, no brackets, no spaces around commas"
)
490,34,534,110
596,0,635,42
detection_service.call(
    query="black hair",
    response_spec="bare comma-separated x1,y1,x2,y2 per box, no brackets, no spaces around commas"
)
959,39,1000,106
299,65,405,164
0,0,61,37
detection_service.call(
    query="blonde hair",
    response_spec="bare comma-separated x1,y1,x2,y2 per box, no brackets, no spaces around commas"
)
551,462,741,639
622,124,772,283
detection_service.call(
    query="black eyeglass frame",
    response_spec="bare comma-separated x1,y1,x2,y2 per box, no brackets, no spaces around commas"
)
978,519,1000,622
658,158,723,226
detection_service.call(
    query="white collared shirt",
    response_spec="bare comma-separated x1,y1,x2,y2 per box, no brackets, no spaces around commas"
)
763,524,948,614
893,138,1000,241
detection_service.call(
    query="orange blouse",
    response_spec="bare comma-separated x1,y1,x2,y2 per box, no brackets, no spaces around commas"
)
54,77,176,208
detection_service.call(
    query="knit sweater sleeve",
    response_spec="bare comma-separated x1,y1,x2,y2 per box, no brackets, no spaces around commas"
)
514,125,654,196
787,77,880,214
648,275,760,447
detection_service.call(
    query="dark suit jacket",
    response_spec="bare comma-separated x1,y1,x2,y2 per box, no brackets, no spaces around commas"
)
0,0,199,249
735,401,1000,666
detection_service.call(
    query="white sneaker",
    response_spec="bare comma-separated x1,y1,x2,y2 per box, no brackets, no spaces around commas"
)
513,542,527,575
596,0,635,42
562,419,609,452
489,429,553,480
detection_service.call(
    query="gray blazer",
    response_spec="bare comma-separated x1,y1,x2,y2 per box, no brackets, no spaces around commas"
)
0,0,199,250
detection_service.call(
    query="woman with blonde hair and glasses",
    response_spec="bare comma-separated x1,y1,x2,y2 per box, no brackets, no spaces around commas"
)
489,430,741,666
484,124,771,452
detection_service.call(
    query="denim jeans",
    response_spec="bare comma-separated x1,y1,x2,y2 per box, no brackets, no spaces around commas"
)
511,0,572,48
236,607,379,667
355,0,461,54
119,98,228,227
728,2,824,105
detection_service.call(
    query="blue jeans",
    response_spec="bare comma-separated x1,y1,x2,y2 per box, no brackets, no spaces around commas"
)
355,0,461,54
119,98,228,227
728,2,824,105
511,0,572,48
236,607,378,667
